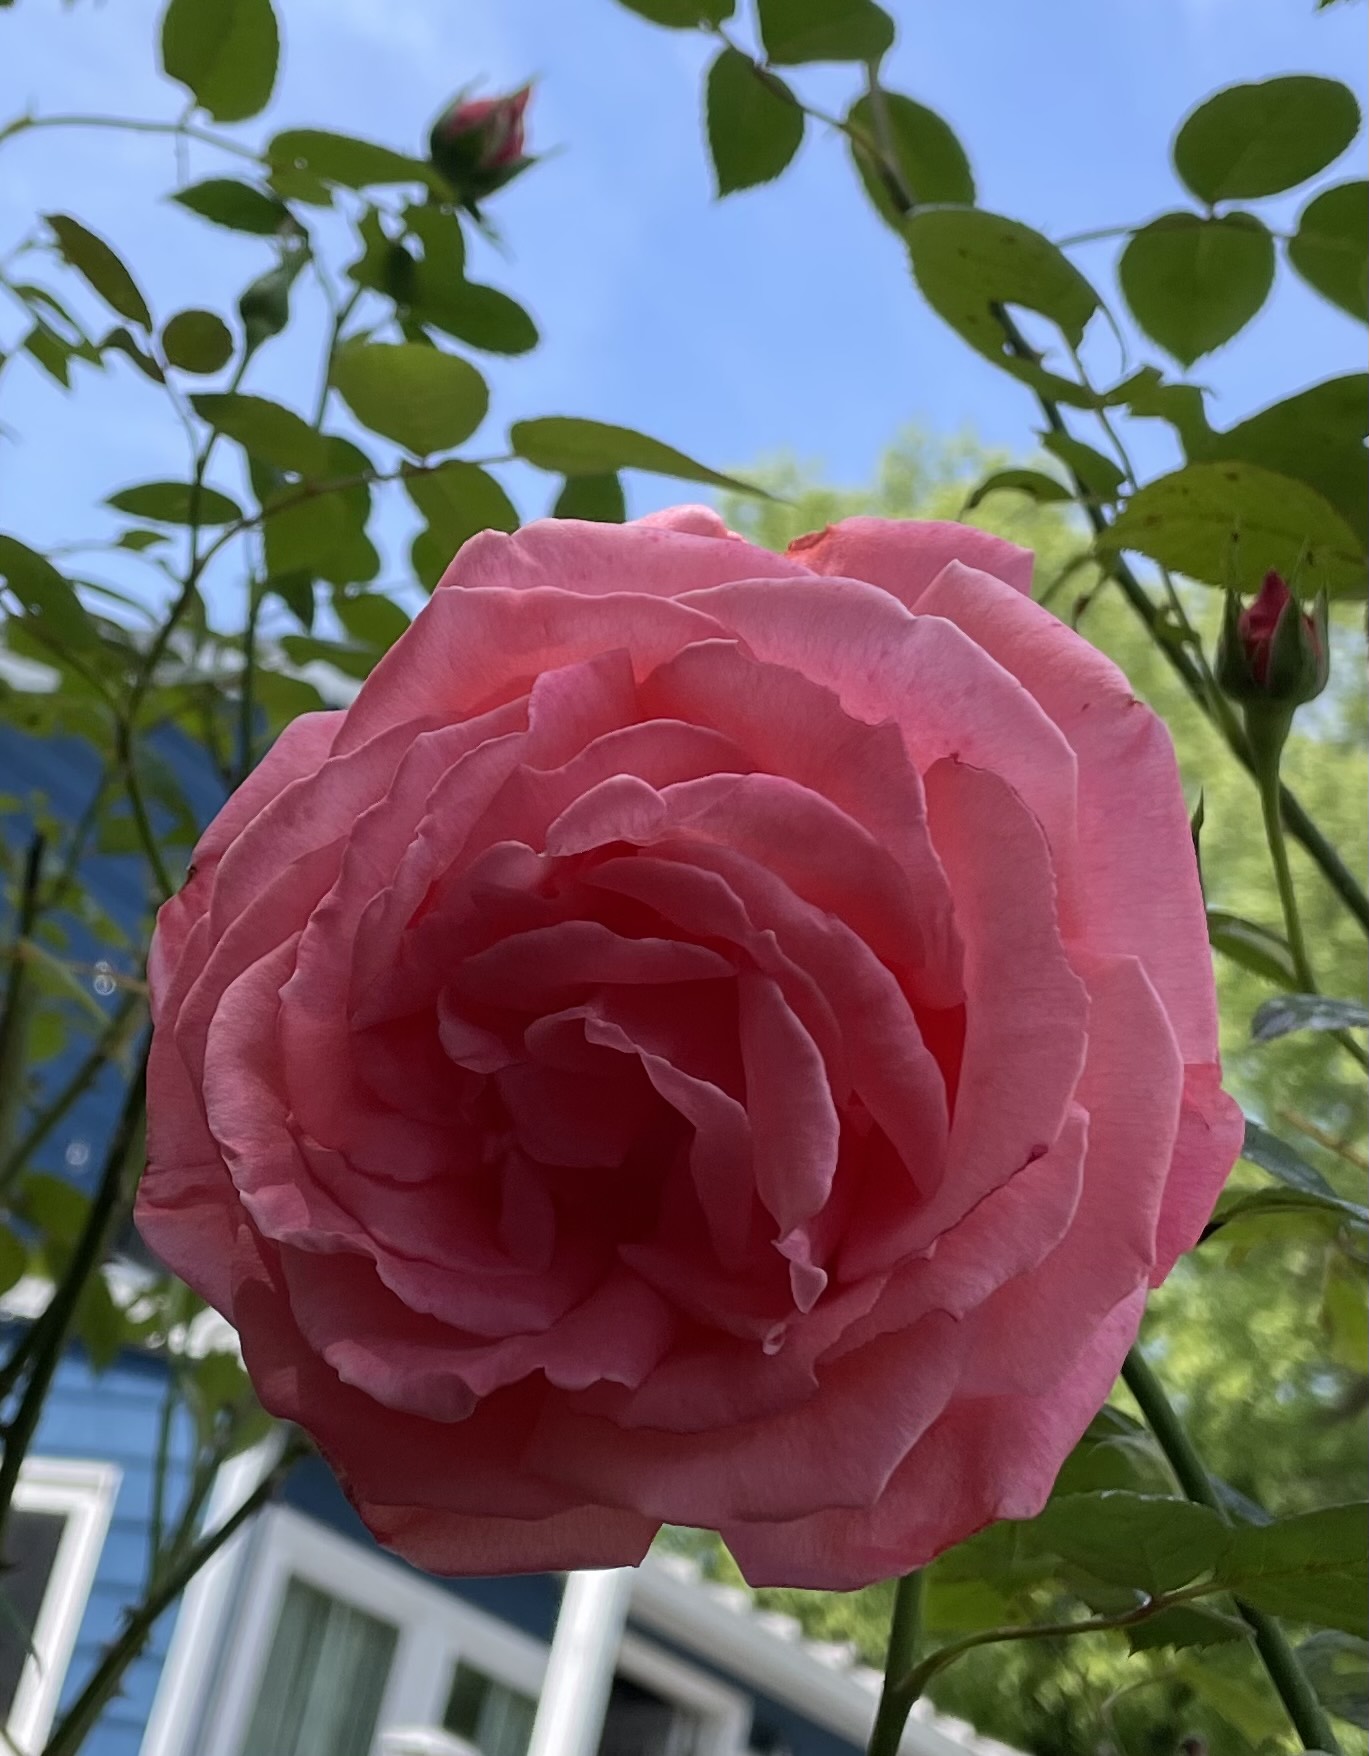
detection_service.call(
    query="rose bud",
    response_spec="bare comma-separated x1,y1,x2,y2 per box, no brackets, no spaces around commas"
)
1217,570,1329,712
429,85,534,209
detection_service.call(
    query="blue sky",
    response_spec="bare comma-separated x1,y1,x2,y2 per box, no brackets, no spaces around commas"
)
0,0,1364,609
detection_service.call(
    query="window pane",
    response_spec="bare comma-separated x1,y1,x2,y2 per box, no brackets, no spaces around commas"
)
238,1576,398,1756
444,1661,536,1756
598,1675,701,1756
0,1510,67,1720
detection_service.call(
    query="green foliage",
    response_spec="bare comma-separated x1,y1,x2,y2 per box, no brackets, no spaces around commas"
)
846,91,975,224
1173,76,1361,204
613,0,734,25
1119,213,1276,366
1289,181,1369,321
331,340,489,456
905,210,1099,382
510,416,766,494
171,177,294,236
161,0,280,124
267,128,433,190
1102,461,1366,599
756,0,895,65
406,462,519,587
45,213,151,329
705,49,805,196
552,473,628,523
160,310,234,375
0,538,99,651
105,481,242,524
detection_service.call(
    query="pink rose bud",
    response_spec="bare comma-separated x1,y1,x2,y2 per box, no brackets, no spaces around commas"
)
1217,570,1329,713
429,84,534,209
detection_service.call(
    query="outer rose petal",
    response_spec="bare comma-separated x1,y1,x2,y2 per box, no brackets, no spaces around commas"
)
722,1289,1146,1590
787,517,1034,609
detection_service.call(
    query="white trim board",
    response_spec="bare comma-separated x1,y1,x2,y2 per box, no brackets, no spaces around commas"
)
6,1457,120,1756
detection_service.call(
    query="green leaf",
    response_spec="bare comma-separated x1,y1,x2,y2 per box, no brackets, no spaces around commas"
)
415,280,539,356
1240,1118,1341,1201
846,91,974,226
1288,180,1368,321
1041,432,1125,502
237,249,307,353
1194,376,1368,548
261,490,347,578
333,590,410,651
905,209,1099,376
160,0,280,123
191,391,330,475
279,634,375,681
1252,993,1369,1042
172,177,292,236
265,572,315,628
613,0,733,21
1119,212,1275,366
1297,1631,1369,1731
963,468,1071,511
1100,460,1365,599
0,536,100,652
115,529,169,552
1127,1604,1252,1654
268,128,433,190
1122,376,1213,454
405,461,518,588
332,341,488,456
757,0,895,65
1174,76,1361,203
161,309,234,375
553,473,627,523
45,213,151,329
1207,909,1298,988
1207,1185,1368,1243
1215,1504,1369,1637
511,416,767,496
0,1228,26,1298
101,325,164,383
106,481,242,525
1031,1491,1230,1595
706,48,805,196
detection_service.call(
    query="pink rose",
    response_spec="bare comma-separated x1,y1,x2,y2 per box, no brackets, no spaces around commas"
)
138,510,1241,1588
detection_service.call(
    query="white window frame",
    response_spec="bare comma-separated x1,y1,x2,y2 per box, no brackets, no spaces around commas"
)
5,1457,120,1755
615,1631,751,1756
199,1505,548,1756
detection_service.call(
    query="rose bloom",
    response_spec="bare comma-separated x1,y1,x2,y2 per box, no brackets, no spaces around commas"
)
139,510,1241,1588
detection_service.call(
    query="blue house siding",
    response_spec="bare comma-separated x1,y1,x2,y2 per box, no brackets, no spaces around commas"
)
14,1341,195,1756
283,1453,566,1645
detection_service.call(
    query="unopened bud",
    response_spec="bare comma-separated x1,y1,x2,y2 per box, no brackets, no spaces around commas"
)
429,85,534,209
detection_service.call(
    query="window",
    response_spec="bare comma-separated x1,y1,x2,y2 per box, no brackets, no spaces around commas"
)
598,1672,703,1756
444,1661,537,1756
236,1576,399,1756
200,1508,548,1756
0,1459,119,1753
